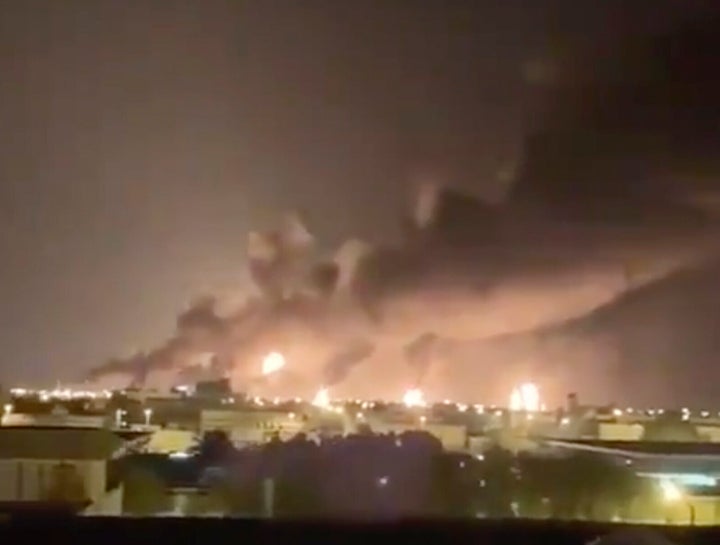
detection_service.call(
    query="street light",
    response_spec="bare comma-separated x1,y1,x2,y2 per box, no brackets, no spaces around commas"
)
661,479,695,526
143,407,153,426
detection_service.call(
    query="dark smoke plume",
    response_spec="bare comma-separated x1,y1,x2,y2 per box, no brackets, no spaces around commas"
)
322,339,375,387
87,14,720,403
511,13,720,224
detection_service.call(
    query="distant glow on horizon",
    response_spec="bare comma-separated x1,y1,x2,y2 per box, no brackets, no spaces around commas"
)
261,352,286,375
312,387,330,409
509,382,541,412
403,388,426,408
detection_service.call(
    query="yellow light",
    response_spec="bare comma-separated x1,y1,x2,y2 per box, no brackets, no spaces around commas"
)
661,479,683,502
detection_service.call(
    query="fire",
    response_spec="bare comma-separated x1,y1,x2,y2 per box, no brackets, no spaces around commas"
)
402,388,426,408
509,382,541,412
261,351,286,375
312,387,330,408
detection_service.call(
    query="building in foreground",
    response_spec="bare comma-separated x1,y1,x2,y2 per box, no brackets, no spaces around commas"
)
544,438,720,525
0,427,127,515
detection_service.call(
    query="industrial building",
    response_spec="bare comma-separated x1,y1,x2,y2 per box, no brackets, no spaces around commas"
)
0,427,127,515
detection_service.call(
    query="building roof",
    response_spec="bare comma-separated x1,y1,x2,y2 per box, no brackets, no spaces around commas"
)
0,427,125,460
548,439,720,457
0,500,90,517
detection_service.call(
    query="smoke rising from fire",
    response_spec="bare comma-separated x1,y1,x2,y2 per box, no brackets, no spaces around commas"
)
86,15,720,404
85,178,720,404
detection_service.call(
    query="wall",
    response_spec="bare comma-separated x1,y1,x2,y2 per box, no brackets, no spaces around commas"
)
696,426,720,443
83,484,124,516
1,413,107,428
598,422,644,441
145,429,196,453
0,459,105,503
200,409,305,443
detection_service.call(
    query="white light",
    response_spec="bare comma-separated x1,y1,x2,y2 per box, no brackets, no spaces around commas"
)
509,382,541,412
419,415,427,425
261,352,286,375
402,388,426,408
377,476,389,487
661,479,683,502
143,408,153,426
560,417,570,426
642,473,716,487
457,403,468,413
169,451,191,459
474,404,485,414
3,404,12,416
613,408,623,417
312,388,330,409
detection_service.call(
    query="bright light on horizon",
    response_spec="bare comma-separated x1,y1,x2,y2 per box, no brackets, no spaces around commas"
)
509,382,541,412
403,388,426,408
261,352,286,376
312,387,330,409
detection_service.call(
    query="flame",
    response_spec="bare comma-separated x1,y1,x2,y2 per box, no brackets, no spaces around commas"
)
402,388,426,408
261,351,286,375
509,382,541,412
312,387,330,408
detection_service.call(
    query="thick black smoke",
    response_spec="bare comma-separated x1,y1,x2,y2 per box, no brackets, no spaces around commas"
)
468,256,720,406
511,13,720,224
87,13,720,402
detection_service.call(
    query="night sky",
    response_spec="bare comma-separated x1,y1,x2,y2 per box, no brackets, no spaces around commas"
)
0,0,716,384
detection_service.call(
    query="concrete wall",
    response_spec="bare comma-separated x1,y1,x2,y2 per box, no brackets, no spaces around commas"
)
696,426,720,443
1,413,107,428
0,459,107,504
146,429,196,453
83,484,124,516
200,409,305,443
598,422,644,441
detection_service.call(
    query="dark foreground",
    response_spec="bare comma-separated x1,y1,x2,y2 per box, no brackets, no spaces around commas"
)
2,517,720,545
